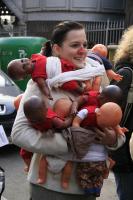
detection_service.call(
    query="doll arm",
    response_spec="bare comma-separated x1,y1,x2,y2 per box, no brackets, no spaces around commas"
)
69,94,89,115
91,76,102,91
94,127,126,150
72,116,82,127
52,115,74,129
35,77,53,100
72,109,88,127
84,80,92,91
113,125,128,135
106,70,123,81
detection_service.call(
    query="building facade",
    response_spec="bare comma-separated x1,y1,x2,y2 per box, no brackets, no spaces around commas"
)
1,0,132,45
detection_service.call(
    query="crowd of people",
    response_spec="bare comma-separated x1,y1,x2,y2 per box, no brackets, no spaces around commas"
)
3,21,133,200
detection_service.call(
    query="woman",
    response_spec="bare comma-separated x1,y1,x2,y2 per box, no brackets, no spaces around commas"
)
110,25,133,200
11,21,121,200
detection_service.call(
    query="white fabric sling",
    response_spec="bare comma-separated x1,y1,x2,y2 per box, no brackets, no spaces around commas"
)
46,56,105,89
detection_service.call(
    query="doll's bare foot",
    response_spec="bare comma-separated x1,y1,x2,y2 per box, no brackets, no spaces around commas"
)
61,182,69,189
24,166,29,173
37,178,45,185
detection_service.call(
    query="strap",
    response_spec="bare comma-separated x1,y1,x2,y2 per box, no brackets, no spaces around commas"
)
121,67,133,126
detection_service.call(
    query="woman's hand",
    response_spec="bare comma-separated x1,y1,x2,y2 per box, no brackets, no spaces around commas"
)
94,127,117,146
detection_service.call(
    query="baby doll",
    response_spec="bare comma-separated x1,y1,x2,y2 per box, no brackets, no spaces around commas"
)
21,96,75,184
72,102,125,197
7,54,85,99
7,54,53,100
86,44,123,91
60,85,127,195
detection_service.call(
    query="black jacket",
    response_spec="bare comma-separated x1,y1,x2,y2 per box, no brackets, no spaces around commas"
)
109,63,133,173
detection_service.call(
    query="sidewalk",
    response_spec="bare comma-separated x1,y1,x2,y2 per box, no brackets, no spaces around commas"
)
1,173,118,200
1,197,7,200
98,172,118,200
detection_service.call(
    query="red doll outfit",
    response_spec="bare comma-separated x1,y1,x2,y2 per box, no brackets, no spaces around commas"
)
31,54,47,80
29,108,59,131
20,108,62,160
30,54,80,92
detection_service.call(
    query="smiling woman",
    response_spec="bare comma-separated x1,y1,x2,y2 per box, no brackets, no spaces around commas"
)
11,21,119,200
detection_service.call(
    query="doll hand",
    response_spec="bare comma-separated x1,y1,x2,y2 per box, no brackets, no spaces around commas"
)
48,93,53,101
114,74,123,81
120,127,129,134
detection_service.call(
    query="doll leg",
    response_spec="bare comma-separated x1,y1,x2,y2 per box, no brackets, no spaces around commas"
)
61,161,73,189
19,148,33,172
103,157,116,179
37,155,48,184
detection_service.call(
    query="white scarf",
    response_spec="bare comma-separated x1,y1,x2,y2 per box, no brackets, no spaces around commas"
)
46,56,105,89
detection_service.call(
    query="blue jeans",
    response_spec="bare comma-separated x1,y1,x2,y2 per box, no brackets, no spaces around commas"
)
114,172,133,200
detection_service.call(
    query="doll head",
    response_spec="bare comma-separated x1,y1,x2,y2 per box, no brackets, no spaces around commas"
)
24,95,47,123
96,102,122,128
91,44,108,58
7,58,33,80
53,98,72,118
98,85,123,106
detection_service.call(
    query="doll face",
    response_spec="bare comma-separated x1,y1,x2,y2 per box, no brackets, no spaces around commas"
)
8,58,33,80
96,102,122,128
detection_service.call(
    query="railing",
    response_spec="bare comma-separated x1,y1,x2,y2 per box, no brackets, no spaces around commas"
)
0,19,125,46
84,19,125,46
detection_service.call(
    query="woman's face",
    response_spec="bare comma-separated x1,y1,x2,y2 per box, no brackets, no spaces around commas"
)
54,29,88,67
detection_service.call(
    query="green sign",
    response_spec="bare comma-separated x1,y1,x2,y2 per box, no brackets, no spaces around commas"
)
0,36,47,90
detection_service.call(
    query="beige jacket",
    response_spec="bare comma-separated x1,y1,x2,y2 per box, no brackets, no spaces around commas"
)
11,79,125,194
11,79,86,194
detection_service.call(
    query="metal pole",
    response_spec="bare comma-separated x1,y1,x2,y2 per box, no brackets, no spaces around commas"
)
105,19,110,46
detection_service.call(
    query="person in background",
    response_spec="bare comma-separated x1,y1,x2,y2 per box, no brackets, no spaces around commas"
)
86,44,123,91
11,21,124,200
109,25,133,200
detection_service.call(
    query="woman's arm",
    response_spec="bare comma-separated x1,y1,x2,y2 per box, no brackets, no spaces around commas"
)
11,80,68,156
94,127,126,150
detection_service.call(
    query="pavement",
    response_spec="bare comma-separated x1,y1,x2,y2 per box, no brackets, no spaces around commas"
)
1,197,7,200
1,172,118,200
98,172,118,200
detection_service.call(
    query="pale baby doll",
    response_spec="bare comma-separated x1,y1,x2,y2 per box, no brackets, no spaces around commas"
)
60,85,127,192
7,55,53,100
86,44,123,91
22,96,75,185
72,102,125,197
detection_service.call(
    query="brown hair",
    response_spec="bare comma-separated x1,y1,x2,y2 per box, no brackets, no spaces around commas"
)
44,21,84,57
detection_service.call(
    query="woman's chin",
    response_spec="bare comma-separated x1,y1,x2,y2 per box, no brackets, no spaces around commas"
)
75,62,85,69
